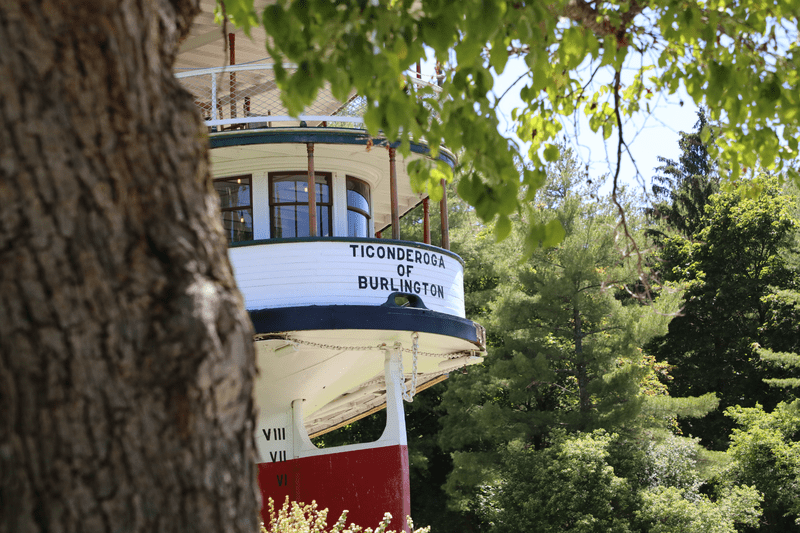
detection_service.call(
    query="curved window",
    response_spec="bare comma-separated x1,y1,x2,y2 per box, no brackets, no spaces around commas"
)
346,177,371,238
270,172,332,238
214,175,253,243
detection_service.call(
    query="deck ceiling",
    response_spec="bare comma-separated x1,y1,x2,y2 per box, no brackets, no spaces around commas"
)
177,0,276,71
179,1,448,228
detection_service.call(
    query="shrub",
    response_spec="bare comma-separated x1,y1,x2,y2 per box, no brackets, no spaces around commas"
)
262,498,431,533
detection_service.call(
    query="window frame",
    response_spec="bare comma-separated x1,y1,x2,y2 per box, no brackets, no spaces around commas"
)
269,171,333,238
345,175,371,238
213,174,254,243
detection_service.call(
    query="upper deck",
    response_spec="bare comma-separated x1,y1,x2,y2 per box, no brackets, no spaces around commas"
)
174,53,465,323
174,2,485,437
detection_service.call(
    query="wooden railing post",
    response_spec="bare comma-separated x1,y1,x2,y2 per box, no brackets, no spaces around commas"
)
228,33,236,120
389,147,400,240
423,198,431,244
307,143,317,236
439,178,449,250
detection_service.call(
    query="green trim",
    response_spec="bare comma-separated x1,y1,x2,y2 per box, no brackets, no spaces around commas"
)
227,236,464,267
208,127,457,168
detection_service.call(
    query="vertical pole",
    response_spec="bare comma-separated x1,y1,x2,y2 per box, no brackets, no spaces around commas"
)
380,344,412,532
439,179,449,250
210,72,218,130
379,343,409,444
423,198,431,244
307,143,317,237
229,33,237,120
389,147,400,240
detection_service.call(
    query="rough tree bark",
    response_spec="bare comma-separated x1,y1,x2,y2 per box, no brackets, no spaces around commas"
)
0,1,259,532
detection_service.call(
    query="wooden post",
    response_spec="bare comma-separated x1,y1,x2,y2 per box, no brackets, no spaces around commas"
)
307,143,317,236
439,178,449,250
423,197,431,244
389,147,400,240
229,33,236,120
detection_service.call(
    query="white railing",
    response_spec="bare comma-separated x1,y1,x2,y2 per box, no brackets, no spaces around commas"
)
175,64,441,130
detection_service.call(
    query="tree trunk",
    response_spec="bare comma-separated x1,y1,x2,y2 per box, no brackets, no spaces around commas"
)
573,305,591,419
0,2,259,532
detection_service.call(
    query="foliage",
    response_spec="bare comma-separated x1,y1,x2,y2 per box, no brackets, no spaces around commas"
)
436,154,724,517
477,430,761,533
756,286,800,391
635,485,762,533
640,433,704,493
648,107,720,238
485,431,638,533
444,156,676,436
646,175,800,449
221,0,800,250
719,401,800,530
262,498,430,533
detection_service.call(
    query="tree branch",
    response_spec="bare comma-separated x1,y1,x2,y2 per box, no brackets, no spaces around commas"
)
611,68,652,300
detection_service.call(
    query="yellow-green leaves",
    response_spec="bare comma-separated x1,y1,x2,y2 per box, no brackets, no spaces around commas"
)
526,219,566,250
216,0,258,36
222,0,800,248
494,215,512,241
543,144,560,162
408,159,453,203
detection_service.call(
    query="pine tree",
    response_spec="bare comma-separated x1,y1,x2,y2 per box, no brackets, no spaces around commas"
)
648,108,719,238
438,152,691,514
646,176,800,449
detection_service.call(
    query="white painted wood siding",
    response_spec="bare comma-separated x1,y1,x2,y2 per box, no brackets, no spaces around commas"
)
229,240,466,317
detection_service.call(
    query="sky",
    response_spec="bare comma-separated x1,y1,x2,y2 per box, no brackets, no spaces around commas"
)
489,56,701,198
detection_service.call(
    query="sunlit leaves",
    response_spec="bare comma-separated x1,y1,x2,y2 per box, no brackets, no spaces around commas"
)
493,214,512,241
216,0,258,35
408,158,453,203
543,143,560,162
222,0,800,239
525,219,566,250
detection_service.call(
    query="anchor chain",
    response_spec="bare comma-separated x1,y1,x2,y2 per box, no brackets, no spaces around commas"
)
276,333,478,359
400,332,420,402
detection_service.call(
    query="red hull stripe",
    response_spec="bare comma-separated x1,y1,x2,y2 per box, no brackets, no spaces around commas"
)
258,444,411,531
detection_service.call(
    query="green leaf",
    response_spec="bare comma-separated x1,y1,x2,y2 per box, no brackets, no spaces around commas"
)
543,144,560,162
542,219,565,247
494,215,512,241
700,125,712,143
523,168,547,195
489,40,509,74
760,79,782,102
215,0,258,36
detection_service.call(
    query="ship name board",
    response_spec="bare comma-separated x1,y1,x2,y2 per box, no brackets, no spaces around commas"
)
230,239,467,317
350,243,446,299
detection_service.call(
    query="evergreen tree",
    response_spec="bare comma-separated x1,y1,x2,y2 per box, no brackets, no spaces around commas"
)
438,153,692,514
648,108,720,238
646,176,800,449
755,187,800,392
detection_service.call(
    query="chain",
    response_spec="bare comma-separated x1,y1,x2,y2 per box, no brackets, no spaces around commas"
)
279,337,382,352
397,333,419,402
408,332,420,402
275,333,478,359
273,332,479,405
